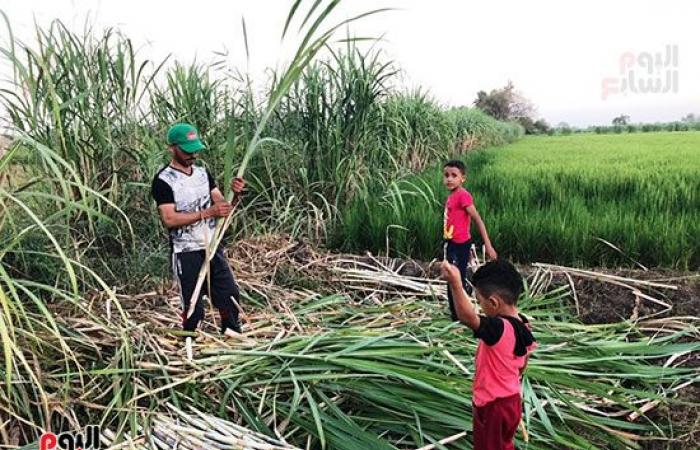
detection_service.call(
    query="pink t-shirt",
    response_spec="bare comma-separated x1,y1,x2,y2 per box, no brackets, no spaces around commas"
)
472,315,537,407
443,187,473,243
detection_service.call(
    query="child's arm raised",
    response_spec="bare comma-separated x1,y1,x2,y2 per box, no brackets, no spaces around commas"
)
441,261,481,330
466,205,497,260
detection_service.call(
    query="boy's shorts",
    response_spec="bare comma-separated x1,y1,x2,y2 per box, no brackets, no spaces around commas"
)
472,394,521,450
445,240,474,320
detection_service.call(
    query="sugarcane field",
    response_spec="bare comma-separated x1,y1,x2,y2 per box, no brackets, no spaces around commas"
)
0,1,698,450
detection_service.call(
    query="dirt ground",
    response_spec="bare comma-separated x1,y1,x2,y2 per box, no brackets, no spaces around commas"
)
555,268,699,324
543,268,699,450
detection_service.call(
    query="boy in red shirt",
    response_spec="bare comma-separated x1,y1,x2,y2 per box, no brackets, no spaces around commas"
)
442,259,536,450
443,160,497,321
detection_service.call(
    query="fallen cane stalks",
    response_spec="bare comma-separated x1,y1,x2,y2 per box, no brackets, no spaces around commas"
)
185,337,193,361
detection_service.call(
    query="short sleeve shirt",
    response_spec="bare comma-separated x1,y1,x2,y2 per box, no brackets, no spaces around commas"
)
472,315,537,407
151,165,217,253
443,187,473,243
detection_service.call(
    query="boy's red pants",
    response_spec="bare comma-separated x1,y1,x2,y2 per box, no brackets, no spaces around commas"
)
473,394,521,450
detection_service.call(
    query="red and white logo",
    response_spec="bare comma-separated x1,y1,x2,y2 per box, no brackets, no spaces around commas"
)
41,426,102,450
187,131,197,140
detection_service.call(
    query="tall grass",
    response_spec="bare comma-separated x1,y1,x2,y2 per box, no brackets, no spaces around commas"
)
0,137,132,441
1,9,523,272
338,132,700,269
0,16,165,204
0,13,170,285
274,46,398,200
150,62,231,144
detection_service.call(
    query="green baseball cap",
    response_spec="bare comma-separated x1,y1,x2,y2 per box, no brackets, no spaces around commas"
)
167,123,205,153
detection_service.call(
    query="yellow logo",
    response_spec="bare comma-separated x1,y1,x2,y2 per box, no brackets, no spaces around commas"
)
443,207,453,239
444,225,454,239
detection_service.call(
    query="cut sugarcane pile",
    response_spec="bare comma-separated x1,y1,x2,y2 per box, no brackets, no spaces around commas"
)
102,404,301,450
4,235,699,449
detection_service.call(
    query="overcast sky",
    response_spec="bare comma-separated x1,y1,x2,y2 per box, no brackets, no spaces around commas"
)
1,0,698,127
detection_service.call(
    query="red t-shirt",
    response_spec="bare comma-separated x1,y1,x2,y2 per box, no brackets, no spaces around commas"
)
472,315,537,407
443,187,473,243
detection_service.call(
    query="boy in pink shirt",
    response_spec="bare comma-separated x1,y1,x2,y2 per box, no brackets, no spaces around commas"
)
442,160,497,321
442,259,536,450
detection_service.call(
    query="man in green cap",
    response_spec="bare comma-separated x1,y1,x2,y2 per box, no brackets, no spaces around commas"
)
151,123,245,337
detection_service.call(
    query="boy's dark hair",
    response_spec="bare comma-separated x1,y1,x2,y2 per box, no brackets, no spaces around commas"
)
472,259,523,305
443,160,466,175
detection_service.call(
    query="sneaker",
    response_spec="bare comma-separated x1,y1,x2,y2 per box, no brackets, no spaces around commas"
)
223,327,255,344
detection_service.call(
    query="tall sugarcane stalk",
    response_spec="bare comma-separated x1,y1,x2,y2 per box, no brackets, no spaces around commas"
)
186,0,390,320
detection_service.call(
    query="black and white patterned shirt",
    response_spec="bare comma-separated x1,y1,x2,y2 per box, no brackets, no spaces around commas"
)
151,165,217,253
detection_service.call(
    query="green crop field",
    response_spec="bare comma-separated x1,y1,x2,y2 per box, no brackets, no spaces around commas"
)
339,132,700,269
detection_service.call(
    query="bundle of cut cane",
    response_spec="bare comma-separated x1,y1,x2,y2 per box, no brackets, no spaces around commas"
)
101,404,301,450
